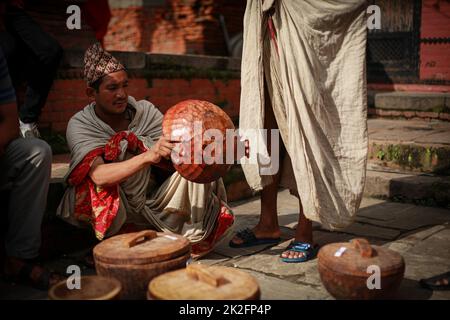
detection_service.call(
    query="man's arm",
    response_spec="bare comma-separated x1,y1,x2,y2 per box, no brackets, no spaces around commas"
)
88,135,175,187
0,47,20,157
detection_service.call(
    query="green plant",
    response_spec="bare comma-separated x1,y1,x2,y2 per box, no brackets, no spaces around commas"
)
376,150,385,160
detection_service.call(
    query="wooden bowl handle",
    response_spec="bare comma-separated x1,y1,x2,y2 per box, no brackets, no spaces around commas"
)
351,238,374,258
126,230,158,248
186,264,229,287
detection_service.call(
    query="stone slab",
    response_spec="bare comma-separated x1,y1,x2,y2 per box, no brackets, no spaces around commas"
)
240,269,330,300
225,239,323,287
407,227,450,260
384,225,447,255
329,222,401,240
196,252,231,266
356,203,450,231
374,92,449,112
357,201,415,221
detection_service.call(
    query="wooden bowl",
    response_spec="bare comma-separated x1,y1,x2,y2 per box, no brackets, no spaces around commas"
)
48,275,122,300
148,264,260,300
93,230,191,300
317,238,405,300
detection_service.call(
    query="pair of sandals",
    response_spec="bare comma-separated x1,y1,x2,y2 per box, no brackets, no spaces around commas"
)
419,272,450,291
229,228,318,263
3,260,65,291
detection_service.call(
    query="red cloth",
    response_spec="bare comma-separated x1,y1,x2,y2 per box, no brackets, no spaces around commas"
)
191,203,234,258
82,0,111,45
68,131,147,240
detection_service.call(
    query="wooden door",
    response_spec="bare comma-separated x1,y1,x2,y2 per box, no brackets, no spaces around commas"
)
367,0,422,83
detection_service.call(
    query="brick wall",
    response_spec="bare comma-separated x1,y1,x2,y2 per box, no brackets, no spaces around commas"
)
104,0,246,55
40,78,241,133
39,52,241,133
420,0,450,81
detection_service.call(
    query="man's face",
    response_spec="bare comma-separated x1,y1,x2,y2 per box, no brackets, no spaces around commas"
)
87,70,129,115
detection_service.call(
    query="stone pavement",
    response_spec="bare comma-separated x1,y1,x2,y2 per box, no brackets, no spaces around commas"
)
197,190,450,300
2,116,449,300
1,189,449,300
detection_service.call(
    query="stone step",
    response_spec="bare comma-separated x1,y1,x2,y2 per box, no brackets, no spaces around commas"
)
364,169,450,208
367,119,450,174
368,91,450,121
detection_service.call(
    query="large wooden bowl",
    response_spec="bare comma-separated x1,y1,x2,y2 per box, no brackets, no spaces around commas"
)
48,275,122,300
93,230,191,300
147,264,260,300
317,238,405,300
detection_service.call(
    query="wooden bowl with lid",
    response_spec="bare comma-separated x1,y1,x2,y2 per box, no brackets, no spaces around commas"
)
148,264,260,300
93,230,191,300
317,238,405,300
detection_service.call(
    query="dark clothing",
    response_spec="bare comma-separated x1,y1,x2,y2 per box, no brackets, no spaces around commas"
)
0,46,52,259
0,45,15,104
0,5,62,123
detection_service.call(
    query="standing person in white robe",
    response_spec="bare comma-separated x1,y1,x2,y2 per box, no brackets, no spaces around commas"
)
229,0,368,263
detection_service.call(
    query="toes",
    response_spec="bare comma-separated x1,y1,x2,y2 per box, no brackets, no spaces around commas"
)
231,236,243,245
281,250,305,259
282,250,305,259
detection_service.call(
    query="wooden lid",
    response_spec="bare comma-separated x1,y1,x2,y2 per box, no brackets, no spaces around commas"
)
93,230,191,265
48,276,122,300
318,238,405,277
148,264,260,300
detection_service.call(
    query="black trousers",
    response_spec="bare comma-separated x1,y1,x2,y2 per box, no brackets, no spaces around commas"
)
0,6,62,123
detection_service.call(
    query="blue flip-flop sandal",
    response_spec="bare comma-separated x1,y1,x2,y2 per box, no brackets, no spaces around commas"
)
229,228,281,248
280,241,318,263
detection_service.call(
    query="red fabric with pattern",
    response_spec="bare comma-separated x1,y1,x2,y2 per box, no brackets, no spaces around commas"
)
191,203,234,258
68,131,147,240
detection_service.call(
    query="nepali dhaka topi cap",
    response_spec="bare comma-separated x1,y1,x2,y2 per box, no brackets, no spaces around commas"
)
84,43,125,86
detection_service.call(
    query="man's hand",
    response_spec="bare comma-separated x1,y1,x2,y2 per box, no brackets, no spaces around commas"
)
144,135,176,164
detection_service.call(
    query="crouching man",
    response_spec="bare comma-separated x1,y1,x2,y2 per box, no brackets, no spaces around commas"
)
57,43,233,258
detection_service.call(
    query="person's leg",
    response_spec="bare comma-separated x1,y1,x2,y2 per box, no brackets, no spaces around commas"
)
230,80,284,246
5,7,62,127
1,138,62,288
280,199,314,261
2,138,51,258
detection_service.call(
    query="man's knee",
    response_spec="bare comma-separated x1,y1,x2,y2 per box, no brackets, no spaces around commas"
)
30,139,52,168
14,138,52,169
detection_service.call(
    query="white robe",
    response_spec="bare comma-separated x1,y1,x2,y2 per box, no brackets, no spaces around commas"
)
240,0,368,230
